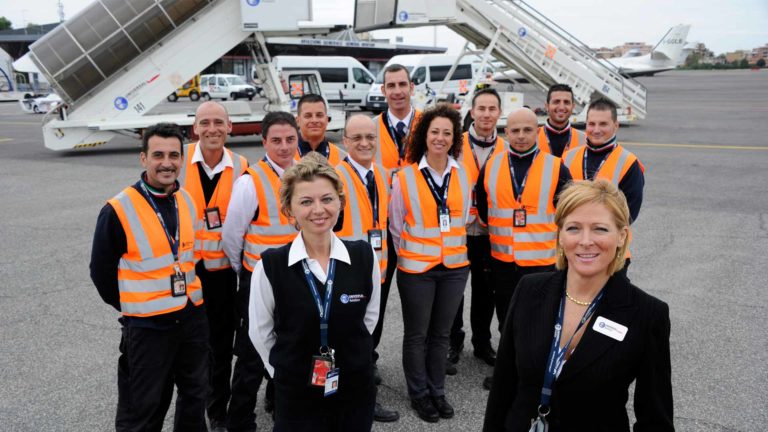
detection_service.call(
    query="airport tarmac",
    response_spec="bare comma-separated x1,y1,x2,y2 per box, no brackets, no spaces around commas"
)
0,69,766,431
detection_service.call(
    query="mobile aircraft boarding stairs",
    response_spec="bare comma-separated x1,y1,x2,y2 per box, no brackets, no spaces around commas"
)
27,0,335,150
354,0,647,120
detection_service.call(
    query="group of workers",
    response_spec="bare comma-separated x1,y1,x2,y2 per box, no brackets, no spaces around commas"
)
90,62,673,432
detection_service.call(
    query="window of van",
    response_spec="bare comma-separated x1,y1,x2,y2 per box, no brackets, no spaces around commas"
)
429,64,473,82
317,68,348,83
353,68,373,84
412,67,426,85
226,76,247,85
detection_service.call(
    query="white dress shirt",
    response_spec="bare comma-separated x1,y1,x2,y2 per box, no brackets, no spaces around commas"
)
191,142,233,180
222,155,289,273
389,155,468,252
387,106,415,131
346,156,374,184
248,232,381,377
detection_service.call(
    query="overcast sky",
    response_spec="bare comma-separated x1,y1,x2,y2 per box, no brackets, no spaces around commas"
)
2,0,766,54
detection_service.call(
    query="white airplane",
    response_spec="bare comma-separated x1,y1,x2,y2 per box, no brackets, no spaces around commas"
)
492,24,692,83
608,24,691,77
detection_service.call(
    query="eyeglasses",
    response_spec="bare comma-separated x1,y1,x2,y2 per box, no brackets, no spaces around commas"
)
344,134,377,144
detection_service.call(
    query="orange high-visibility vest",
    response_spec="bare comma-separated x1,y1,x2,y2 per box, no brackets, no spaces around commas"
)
178,143,248,270
563,144,645,258
537,126,584,157
294,141,345,166
335,160,389,281
459,132,506,222
396,162,470,273
484,151,561,266
373,110,422,173
109,187,203,317
242,161,298,272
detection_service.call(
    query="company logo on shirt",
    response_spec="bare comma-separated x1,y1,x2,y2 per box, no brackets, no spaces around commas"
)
339,294,366,304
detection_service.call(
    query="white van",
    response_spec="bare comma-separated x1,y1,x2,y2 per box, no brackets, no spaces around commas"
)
273,56,376,107
364,54,477,112
200,74,257,101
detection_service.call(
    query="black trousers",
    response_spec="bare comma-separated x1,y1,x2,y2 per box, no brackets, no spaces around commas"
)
449,235,495,351
197,263,238,423
490,259,555,329
227,268,267,432
273,383,376,432
116,308,210,432
372,226,397,363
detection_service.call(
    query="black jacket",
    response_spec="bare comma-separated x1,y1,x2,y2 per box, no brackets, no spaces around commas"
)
483,271,673,432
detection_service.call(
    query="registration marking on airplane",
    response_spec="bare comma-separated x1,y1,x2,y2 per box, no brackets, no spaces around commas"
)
623,142,768,151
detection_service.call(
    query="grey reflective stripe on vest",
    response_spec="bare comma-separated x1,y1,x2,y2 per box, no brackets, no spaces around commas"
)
456,167,470,221
204,257,229,270
338,166,365,240
564,148,579,167
120,252,175,273
538,154,555,212
404,224,442,238
202,239,223,252
400,239,441,257
246,224,297,236
398,256,430,273
514,249,556,261
251,164,283,227
178,143,194,186
491,242,513,255
119,268,197,293
515,232,557,243
114,190,153,260
486,154,504,210
489,225,513,237
606,148,631,185
443,235,465,247
121,296,187,315
374,114,384,167
230,151,243,187
488,208,514,218
402,167,425,227
444,252,468,266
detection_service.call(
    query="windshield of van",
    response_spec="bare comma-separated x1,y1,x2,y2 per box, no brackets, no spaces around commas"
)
375,66,414,83
226,76,247,85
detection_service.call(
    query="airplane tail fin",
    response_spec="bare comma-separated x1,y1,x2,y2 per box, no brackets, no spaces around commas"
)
651,24,691,62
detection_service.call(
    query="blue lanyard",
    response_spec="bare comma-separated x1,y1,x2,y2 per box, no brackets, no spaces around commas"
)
139,182,180,260
468,134,497,171
344,157,379,226
261,156,281,177
385,110,415,159
507,150,538,202
539,287,605,412
301,258,337,349
420,167,451,212
582,142,616,180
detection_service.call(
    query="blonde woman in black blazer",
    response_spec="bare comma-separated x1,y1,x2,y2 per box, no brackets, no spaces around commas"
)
484,179,673,432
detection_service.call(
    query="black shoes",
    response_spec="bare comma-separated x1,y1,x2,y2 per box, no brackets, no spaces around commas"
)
447,343,463,364
209,419,226,432
374,402,400,422
483,375,493,390
431,395,455,419
445,362,458,376
473,346,497,366
411,395,440,423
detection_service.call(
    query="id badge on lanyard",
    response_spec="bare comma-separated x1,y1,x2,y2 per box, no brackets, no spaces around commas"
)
439,208,451,233
513,207,527,227
302,259,341,396
368,229,383,249
204,207,222,229
171,264,187,297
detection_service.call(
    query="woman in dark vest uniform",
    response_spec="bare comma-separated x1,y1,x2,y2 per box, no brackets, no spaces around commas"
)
248,152,381,431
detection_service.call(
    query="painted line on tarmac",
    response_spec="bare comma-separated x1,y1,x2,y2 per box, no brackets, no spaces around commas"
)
0,137,13,143
0,121,41,125
623,142,768,151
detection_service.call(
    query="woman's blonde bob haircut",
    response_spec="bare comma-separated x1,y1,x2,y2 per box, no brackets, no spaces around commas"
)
554,179,630,275
279,151,346,220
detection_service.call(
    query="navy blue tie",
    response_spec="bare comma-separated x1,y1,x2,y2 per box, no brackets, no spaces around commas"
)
365,170,376,206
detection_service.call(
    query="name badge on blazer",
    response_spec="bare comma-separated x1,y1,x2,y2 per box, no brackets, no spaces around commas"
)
593,316,628,342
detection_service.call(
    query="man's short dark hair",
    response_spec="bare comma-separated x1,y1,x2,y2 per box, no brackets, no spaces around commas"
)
382,63,410,85
472,87,501,108
587,97,618,122
142,123,184,154
297,93,327,115
546,84,574,103
262,111,299,139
